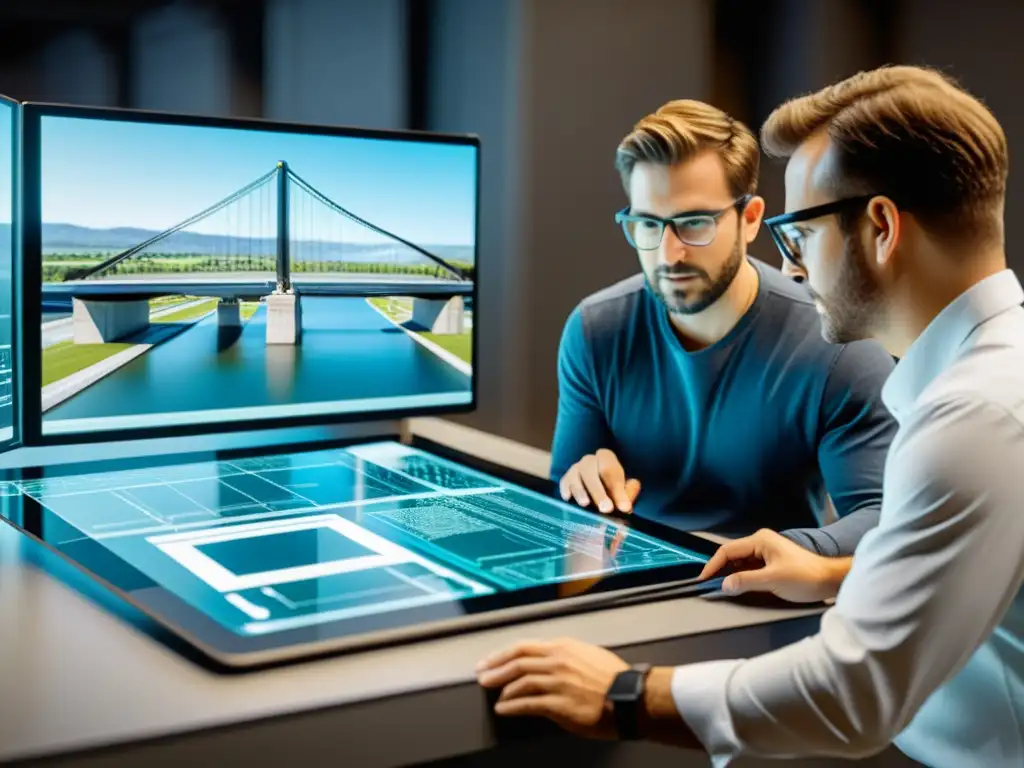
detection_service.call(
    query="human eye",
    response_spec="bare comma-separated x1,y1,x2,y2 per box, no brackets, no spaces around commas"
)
676,216,714,233
779,225,809,257
676,217,716,243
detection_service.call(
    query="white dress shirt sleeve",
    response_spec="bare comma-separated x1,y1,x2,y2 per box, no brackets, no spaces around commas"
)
670,395,1024,765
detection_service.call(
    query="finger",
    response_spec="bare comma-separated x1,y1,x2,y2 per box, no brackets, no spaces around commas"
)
477,656,559,688
568,478,590,507
497,672,559,701
595,450,630,513
475,640,556,673
623,478,641,511
699,537,760,580
493,694,565,719
563,469,590,507
722,567,777,596
578,456,613,513
558,472,571,501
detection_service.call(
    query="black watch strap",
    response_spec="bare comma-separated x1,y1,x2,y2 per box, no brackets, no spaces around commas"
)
607,663,651,740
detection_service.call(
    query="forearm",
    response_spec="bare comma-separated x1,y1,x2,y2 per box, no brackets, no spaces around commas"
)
782,505,880,556
822,556,853,598
550,410,613,481
639,668,704,750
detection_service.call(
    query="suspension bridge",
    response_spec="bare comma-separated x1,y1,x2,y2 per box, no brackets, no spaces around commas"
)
44,161,473,345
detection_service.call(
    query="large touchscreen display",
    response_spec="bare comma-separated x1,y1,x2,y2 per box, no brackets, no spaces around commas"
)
2,442,706,637
36,113,476,437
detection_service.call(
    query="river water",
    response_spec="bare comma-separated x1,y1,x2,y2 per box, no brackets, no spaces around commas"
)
43,296,471,425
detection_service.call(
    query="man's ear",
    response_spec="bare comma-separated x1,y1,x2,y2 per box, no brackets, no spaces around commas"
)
866,196,900,267
742,195,766,244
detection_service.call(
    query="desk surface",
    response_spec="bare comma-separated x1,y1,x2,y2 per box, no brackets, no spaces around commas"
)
0,418,823,765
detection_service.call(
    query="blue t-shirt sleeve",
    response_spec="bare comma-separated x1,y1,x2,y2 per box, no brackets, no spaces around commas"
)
782,341,897,555
549,306,614,481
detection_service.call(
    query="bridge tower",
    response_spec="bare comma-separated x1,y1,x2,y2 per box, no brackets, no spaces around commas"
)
267,160,301,344
276,160,290,292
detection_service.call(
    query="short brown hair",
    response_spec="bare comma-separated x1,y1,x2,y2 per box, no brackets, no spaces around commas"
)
761,65,1008,242
615,100,759,199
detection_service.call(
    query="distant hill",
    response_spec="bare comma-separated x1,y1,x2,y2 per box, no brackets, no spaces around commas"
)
15,223,474,265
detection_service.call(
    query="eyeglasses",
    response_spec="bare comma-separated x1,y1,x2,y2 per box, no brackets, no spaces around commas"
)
615,195,751,251
764,195,876,267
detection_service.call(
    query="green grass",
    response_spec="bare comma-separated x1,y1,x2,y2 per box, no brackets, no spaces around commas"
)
368,297,412,322
368,298,470,364
420,331,472,364
149,294,187,308
42,340,135,387
152,299,218,323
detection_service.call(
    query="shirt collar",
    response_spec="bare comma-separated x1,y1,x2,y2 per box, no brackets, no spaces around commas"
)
882,269,1024,419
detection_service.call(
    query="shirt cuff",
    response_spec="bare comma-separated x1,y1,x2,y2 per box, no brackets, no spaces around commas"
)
670,659,745,764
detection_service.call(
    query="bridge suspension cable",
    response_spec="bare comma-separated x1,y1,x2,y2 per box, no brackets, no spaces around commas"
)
68,167,279,281
286,169,466,281
65,162,470,287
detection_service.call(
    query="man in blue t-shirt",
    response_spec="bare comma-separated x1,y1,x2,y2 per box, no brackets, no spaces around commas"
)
552,99,896,554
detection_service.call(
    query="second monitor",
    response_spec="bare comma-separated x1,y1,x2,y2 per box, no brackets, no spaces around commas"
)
21,105,478,443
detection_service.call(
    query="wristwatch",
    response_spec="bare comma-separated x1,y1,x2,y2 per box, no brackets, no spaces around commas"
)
606,663,652,740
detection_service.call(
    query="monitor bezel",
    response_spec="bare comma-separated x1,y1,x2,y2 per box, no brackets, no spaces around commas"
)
19,102,481,448
0,94,21,453
0,435,724,671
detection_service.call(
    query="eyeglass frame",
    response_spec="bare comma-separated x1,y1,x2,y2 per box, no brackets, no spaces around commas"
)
763,194,878,268
614,194,753,251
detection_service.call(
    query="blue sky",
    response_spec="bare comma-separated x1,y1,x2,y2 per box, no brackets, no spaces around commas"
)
40,115,477,246
0,101,11,225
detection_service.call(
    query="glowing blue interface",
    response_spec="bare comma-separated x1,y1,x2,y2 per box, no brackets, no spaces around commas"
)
4,442,705,636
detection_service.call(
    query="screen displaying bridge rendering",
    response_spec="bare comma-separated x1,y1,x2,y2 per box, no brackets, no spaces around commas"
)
36,113,476,436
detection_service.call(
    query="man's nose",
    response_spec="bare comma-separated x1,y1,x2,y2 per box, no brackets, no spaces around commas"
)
659,225,689,265
781,258,807,283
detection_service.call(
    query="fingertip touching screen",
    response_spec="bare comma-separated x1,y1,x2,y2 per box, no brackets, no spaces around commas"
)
23,106,477,443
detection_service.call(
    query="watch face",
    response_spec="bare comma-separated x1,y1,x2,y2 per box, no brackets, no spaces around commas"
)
608,669,645,700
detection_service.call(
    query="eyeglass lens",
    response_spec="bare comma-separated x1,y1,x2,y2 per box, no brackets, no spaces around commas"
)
624,215,717,250
775,223,805,264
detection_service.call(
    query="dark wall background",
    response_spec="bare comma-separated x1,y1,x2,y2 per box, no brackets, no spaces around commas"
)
1,0,1020,451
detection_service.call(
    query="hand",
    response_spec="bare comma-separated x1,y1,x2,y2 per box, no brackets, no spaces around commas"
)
475,637,629,739
559,449,641,514
699,528,851,604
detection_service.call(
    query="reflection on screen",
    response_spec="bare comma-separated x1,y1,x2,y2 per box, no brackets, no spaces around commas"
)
8,442,705,635
0,100,14,442
37,114,476,436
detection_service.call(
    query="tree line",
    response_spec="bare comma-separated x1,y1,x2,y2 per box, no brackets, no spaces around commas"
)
41,253,474,282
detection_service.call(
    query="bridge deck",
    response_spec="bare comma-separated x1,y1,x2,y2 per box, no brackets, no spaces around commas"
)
42,277,473,301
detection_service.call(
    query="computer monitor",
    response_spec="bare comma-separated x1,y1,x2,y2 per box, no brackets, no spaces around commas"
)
0,95,17,449
20,105,478,445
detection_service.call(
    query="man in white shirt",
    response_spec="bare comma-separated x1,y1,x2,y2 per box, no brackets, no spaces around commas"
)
475,64,1024,766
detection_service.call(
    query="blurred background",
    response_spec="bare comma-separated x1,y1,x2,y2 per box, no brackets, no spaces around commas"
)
1,0,1020,452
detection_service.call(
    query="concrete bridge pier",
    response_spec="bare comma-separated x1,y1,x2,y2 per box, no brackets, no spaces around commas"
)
217,298,241,327
265,291,302,345
411,296,465,334
72,298,150,344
